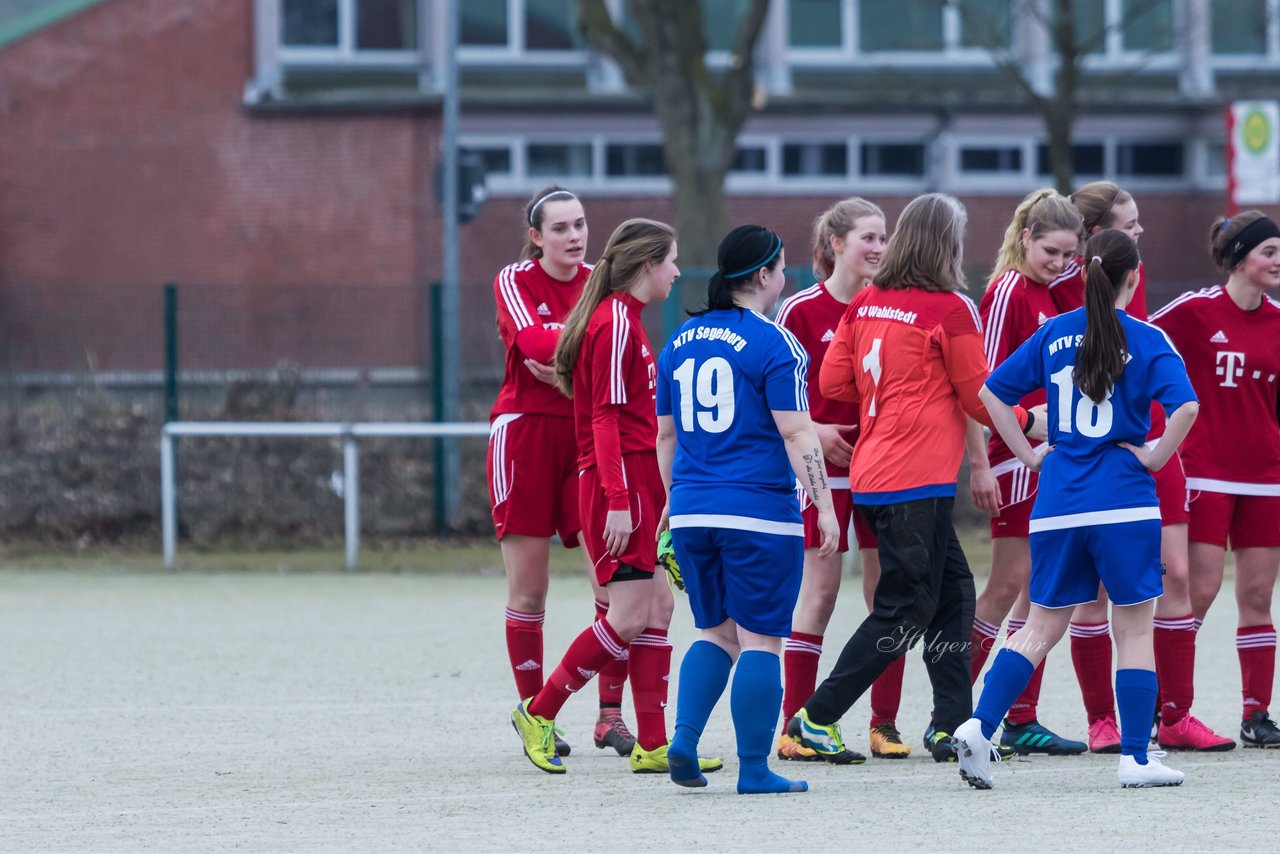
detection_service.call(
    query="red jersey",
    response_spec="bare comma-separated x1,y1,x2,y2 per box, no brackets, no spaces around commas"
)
490,259,591,419
820,286,998,502
776,282,859,479
572,292,658,510
1150,286,1280,494
1049,259,1166,436
980,270,1057,466
1049,257,1149,321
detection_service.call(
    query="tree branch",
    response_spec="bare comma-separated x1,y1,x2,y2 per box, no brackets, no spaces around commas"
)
577,0,646,84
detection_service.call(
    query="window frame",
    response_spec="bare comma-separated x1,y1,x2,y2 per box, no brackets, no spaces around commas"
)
277,0,423,68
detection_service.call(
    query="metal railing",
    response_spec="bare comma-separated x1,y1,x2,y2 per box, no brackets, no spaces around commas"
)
160,421,489,570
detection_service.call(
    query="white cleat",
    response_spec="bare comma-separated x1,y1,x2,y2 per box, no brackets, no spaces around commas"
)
955,718,994,790
1117,751,1185,788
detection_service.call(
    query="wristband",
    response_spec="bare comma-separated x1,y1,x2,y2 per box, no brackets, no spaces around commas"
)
1021,408,1035,436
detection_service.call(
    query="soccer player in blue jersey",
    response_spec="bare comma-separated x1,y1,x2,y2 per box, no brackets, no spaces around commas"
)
955,229,1200,790
654,225,839,794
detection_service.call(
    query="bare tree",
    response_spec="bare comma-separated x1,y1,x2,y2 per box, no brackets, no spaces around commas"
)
578,0,770,264
952,0,1171,193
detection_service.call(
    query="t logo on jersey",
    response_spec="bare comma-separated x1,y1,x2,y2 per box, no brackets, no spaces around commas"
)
1216,350,1247,388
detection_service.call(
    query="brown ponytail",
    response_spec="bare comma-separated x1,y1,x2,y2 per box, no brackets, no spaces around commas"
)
1074,229,1139,404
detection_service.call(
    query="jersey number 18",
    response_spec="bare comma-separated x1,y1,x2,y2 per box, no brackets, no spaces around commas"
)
1050,365,1114,437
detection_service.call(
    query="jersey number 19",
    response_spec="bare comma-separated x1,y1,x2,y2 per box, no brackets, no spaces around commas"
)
673,357,736,433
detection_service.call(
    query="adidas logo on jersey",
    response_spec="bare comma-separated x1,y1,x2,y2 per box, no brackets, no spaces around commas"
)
1211,330,1229,344
515,660,540,671
1037,312,1048,326
641,344,650,357
821,329,835,342
536,302,551,316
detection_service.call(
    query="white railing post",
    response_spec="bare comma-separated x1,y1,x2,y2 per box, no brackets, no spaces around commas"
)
159,421,489,568
343,430,360,572
161,428,177,570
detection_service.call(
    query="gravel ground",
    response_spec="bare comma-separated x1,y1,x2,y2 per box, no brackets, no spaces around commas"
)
0,568,1275,852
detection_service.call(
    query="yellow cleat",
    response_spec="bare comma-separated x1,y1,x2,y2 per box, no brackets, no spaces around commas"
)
630,742,723,774
512,699,566,774
869,723,911,759
776,734,823,762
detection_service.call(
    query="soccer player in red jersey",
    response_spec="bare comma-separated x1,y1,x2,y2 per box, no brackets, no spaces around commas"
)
489,186,633,759
775,197,913,761
972,189,1089,756
511,218,722,775
1054,183,1232,752
787,193,1040,763
1151,211,1280,748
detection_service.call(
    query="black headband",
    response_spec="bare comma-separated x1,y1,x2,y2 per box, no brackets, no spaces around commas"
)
1226,216,1280,269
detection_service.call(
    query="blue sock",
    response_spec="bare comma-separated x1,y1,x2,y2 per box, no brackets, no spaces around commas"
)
974,649,1036,740
731,650,807,794
668,640,732,787
1116,668,1158,764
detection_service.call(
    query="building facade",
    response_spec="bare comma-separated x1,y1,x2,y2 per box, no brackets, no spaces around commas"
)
2,0,1279,383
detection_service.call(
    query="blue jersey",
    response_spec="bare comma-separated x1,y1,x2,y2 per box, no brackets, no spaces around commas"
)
985,308,1196,529
657,308,808,530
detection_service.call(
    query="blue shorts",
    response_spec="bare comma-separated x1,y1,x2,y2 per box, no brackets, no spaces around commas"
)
670,526,803,638
1029,519,1163,609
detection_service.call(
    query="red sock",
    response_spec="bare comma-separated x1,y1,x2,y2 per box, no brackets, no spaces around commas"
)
504,608,544,700
1005,619,1046,726
529,619,625,721
970,617,1000,683
1153,614,1197,726
1237,624,1277,720
1069,621,1114,724
782,632,823,731
595,600,628,706
629,627,672,750
869,653,906,728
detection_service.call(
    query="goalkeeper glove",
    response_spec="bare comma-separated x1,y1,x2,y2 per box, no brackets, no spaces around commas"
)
657,530,683,592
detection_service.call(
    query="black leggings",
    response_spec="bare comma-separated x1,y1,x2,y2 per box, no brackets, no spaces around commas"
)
803,497,976,732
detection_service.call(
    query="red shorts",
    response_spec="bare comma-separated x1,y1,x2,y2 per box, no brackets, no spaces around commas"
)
579,452,665,585
990,463,1037,539
1154,452,1189,527
800,483,877,552
1187,489,1280,549
487,413,580,546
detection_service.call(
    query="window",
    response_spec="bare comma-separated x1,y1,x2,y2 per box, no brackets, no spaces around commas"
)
461,0,507,46
1064,0,1106,55
860,0,942,52
782,143,848,177
470,146,513,178
1116,142,1184,177
281,0,416,50
461,0,579,52
959,145,1023,174
701,0,749,52
788,0,843,49
731,145,769,175
283,0,339,46
1120,0,1172,52
861,142,927,177
1211,0,1267,55
356,0,416,50
525,0,578,50
605,144,666,177
1036,143,1106,177
957,0,1012,49
527,143,593,178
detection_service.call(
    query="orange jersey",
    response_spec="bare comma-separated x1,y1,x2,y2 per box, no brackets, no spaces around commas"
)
820,285,999,503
